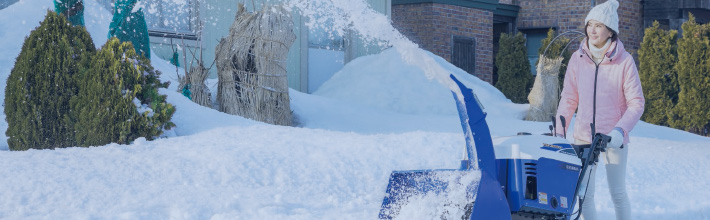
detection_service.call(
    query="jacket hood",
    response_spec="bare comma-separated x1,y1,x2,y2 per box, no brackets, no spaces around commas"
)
577,38,628,65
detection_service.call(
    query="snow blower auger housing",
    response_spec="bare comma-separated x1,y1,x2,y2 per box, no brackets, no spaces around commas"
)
379,74,609,220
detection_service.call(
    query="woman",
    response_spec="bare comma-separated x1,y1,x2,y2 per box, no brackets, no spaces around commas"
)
555,0,645,219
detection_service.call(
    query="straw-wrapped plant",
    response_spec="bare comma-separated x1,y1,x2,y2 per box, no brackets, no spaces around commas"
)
215,3,295,126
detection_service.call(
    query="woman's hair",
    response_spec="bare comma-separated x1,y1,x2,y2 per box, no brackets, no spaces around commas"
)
585,22,618,42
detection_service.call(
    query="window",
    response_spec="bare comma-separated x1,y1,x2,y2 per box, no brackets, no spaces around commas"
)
143,0,196,36
308,18,345,50
452,36,476,75
521,28,549,75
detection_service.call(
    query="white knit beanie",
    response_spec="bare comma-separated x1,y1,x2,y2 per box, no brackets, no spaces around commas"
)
585,0,620,34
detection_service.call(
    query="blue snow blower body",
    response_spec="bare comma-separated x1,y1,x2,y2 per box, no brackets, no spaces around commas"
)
379,74,609,220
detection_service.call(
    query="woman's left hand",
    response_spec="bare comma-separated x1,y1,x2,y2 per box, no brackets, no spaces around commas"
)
607,128,624,148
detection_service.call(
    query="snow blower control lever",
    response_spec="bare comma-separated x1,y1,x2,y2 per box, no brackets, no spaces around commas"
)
551,116,557,137
560,115,567,139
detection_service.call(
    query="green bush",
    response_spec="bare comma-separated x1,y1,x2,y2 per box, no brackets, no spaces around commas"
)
537,29,572,90
638,21,679,126
4,11,95,150
671,14,710,136
495,32,533,104
71,38,175,147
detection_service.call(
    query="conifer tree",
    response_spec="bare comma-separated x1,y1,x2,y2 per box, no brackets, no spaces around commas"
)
672,14,710,136
495,32,533,104
4,11,95,150
638,21,679,126
70,38,175,147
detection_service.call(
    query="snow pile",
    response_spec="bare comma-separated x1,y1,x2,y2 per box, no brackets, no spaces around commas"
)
315,48,525,117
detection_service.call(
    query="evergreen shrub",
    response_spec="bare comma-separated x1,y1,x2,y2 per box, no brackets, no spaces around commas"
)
71,38,175,147
638,21,678,126
4,11,95,150
671,14,710,136
495,32,533,104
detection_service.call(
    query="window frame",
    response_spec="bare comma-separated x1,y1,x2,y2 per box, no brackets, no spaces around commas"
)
144,0,199,40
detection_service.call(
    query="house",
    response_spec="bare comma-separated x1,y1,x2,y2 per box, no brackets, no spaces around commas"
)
393,0,709,85
392,0,643,84
99,0,709,91
98,0,392,94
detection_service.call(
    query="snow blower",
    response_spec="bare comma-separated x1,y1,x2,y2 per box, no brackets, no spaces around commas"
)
379,74,610,220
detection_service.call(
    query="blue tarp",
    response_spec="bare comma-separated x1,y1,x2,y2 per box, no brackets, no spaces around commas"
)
54,0,84,26
108,0,150,59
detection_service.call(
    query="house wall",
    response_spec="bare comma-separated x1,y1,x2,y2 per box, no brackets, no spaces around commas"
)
617,0,644,54
644,0,683,29
644,0,710,37
392,3,495,83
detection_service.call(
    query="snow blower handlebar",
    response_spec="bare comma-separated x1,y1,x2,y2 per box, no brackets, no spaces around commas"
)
569,126,611,220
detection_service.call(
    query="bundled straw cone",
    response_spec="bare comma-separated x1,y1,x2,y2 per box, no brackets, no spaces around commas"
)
215,3,296,126
178,62,212,108
525,55,563,122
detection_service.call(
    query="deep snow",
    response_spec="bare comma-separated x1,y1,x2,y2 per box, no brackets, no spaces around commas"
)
0,0,709,219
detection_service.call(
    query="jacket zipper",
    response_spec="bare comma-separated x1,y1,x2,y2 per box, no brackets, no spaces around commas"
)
582,51,601,139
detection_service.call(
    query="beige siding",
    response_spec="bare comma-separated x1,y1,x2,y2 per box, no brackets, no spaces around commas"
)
287,12,308,92
198,0,239,78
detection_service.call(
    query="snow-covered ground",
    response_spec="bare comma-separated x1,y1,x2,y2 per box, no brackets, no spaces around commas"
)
0,0,709,219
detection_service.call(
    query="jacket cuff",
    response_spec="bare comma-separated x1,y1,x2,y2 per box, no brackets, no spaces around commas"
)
614,127,625,138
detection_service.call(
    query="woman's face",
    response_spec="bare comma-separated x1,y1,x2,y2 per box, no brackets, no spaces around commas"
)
586,20,613,48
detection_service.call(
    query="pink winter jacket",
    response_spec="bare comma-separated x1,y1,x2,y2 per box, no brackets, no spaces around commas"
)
555,39,645,144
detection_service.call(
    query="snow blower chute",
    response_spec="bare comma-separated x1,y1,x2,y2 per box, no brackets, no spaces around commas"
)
379,74,611,220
